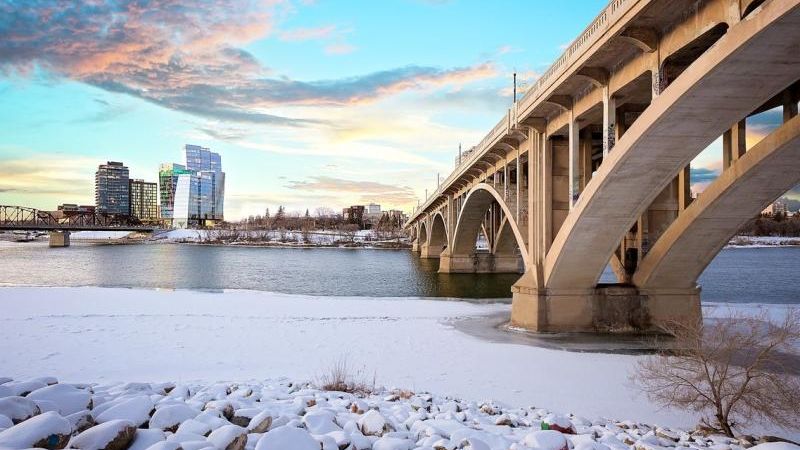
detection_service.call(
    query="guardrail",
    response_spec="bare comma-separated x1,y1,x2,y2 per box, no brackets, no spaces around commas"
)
406,0,637,227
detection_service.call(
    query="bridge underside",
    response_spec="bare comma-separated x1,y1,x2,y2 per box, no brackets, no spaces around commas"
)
407,0,800,333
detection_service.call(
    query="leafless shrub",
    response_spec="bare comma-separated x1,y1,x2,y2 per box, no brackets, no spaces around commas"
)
336,224,359,243
316,357,375,395
632,309,800,437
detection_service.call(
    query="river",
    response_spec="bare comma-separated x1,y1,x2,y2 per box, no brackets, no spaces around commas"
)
0,242,797,303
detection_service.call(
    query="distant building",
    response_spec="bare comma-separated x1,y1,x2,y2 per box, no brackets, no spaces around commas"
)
129,179,158,222
159,145,225,228
364,203,383,226
343,205,365,226
95,161,129,215
57,204,96,214
763,200,788,216
383,209,408,227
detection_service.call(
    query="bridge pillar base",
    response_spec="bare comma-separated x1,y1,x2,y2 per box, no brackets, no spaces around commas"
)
510,284,701,333
412,241,419,253
419,243,440,258
49,231,71,248
439,252,520,273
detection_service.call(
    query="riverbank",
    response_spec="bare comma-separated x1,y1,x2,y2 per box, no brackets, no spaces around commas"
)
0,377,795,450
1,286,798,442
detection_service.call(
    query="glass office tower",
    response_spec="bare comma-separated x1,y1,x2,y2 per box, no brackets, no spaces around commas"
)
158,146,225,228
95,161,130,215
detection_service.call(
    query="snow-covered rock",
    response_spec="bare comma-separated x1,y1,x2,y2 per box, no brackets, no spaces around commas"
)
750,444,800,450
150,403,199,430
358,409,388,436
0,396,40,423
254,425,318,450
69,419,137,450
95,396,154,427
247,410,272,433
0,410,72,449
3,380,47,397
302,410,340,434
128,429,167,450
372,436,414,450
523,430,570,450
178,418,213,436
207,424,247,450
27,384,92,416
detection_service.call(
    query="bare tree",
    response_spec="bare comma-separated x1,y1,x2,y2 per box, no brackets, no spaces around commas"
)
632,309,800,437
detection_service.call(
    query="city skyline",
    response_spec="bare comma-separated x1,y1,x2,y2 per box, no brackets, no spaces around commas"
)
0,0,797,221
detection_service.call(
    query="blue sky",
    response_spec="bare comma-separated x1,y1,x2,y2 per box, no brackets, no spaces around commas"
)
0,0,790,220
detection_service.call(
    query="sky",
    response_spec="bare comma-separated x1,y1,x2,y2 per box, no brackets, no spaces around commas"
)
0,0,795,220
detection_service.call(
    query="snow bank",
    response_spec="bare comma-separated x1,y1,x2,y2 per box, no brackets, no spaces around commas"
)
70,231,133,240
0,286,798,441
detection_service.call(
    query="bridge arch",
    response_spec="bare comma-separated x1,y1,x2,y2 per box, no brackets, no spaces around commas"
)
418,221,428,247
634,113,800,289
543,3,800,291
451,183,529,271
426,211,448,257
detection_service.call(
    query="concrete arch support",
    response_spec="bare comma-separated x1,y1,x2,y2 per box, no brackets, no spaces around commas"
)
544,1,800,292
440,183,529,273
634,114,800,291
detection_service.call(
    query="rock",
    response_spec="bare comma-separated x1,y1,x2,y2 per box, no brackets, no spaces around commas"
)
204,401,234,420
254,425,318,450
358,409,388,436
145,442,184,450
207,424,247,450
150,404,199,431
27,384,92,416
128,429,167,450
69,419,137,450
230,409,260,428
4,380,47,397
247,411,272,434
458,438,491,450
350,400,368,414
749,444,800,450
655,427,680,442
303,410,340,434
542,414,576,434
372,436,414,450
95,396,154,427
523,430,569,450
178,419,213,436
0,410,72,449
325,430,350,450
66,410,96,433
0,396,41,423
494,414,514,426
0,414,13,430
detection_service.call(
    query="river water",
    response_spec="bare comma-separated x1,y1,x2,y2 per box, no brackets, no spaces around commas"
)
0,242,797,303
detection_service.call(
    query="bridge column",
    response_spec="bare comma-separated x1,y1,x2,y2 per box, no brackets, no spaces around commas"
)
568,109,580,207
48,231,70,248
602,86,616,157
723,120,747,168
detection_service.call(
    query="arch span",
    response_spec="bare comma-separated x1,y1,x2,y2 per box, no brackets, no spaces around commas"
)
634,113,800,289
421,212,448,258
449,183,529,271
544,1,800,291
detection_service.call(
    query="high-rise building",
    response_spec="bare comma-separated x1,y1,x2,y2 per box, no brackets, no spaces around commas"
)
95,161,130,215
158,146,225,228
129,179,158,222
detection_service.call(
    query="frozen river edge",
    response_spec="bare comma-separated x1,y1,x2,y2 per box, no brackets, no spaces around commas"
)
0,286,798,446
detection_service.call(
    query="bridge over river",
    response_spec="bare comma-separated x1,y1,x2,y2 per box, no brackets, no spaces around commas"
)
405,0,800,333
0,205,156,247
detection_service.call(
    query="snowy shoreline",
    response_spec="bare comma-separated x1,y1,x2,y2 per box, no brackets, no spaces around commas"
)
1,286,799,444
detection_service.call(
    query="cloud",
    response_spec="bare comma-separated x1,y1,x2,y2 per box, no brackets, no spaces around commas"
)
287,176,417,205
690,167,719,184
0,154,97,204
0,2,496,125
279,25,337,41
324,43,356,55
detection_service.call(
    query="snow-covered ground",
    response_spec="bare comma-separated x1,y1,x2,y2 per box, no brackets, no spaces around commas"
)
727,236,800,247
1,287,798,444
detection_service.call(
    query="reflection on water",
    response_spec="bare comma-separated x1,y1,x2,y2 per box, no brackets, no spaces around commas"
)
1,243,798,303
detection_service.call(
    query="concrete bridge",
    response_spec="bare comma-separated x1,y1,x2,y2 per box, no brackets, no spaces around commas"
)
0,205,156,247
405,0,800,333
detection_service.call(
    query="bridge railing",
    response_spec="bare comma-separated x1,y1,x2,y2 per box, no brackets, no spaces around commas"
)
406,0,637,227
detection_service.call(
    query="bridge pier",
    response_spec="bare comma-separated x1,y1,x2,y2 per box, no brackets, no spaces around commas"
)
419,243,442,258
411,241,419,252
439,250,522,274
511,277,700,333
48,231,71,248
